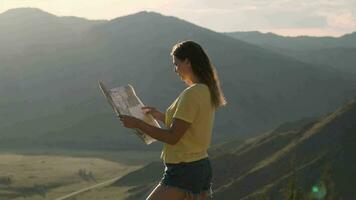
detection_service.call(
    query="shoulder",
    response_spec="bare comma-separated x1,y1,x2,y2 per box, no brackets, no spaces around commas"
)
179,83,209,102
183,83,209,95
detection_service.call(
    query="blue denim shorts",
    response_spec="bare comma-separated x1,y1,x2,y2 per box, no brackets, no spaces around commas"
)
159,157,213,198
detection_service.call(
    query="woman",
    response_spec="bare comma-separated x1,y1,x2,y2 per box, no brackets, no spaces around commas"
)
119,40,226,200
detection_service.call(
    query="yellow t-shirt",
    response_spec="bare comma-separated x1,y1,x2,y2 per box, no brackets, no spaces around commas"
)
160,83,215,163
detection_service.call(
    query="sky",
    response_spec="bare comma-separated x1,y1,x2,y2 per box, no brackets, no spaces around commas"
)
1,0,356,37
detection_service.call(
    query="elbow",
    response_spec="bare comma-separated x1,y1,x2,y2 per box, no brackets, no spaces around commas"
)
166,129,185,145
167,138,178,145
167,136,180,145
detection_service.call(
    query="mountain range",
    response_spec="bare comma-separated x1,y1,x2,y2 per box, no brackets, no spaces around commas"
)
226,31,356,74
0,8,355,151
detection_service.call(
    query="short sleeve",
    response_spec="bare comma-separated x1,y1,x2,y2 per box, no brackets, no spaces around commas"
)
172,89,200,123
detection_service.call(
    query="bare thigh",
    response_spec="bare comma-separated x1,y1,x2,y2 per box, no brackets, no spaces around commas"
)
184,191,209,200
146,183,186,200
146,184,210,200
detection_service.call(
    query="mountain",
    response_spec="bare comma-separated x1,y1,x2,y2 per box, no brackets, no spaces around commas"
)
278,47,356,75
113,98,356,199
226,31,356,74
0,8,106,57
0,8,356,151
226,31,356,50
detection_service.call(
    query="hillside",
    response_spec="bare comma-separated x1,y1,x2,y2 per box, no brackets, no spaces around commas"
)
271,47,356,75
226,31,356,74
0,8,105,57
113,99,356,199
215,100,356,199
0,8,355,151
0,153,135,200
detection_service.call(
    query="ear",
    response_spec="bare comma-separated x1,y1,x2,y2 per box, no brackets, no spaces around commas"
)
183,58,191,66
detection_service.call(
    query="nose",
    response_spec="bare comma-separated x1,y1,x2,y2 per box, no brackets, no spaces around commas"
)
174,66,178,73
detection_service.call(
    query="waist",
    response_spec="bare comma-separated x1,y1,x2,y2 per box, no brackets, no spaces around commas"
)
165,157,209,167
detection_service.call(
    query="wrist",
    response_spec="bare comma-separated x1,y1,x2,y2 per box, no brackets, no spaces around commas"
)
136,119,144,129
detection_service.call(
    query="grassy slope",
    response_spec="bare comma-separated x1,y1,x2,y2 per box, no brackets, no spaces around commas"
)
0,149,161,200
214,99,356,199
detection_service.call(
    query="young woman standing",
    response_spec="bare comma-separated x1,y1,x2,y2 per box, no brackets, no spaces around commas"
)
120,40,226,200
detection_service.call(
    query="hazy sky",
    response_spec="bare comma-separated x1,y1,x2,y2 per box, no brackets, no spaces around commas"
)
1,0,355,36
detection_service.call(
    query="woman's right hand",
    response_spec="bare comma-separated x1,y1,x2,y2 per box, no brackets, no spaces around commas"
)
142,106,165,122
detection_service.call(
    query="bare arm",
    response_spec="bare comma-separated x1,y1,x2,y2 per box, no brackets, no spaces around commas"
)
120,115,190,145
136,118,190,145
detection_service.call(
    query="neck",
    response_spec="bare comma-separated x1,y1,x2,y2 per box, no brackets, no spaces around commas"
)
186,75,200,86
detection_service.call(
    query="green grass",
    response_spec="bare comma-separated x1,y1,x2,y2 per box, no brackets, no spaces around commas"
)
0,149,161,200
70,185,134,200
0,148,161,165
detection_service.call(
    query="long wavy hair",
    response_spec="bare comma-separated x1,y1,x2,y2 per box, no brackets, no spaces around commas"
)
171,40,227,108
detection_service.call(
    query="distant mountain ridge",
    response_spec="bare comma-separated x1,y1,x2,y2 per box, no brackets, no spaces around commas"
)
226,31,356,74
226,31,356,50
0,8,355,151
0,8,106,56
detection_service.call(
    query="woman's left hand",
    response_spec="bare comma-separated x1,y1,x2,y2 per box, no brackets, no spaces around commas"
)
119,115,142,129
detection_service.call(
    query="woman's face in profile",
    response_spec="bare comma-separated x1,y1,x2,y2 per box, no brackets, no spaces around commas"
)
172,56,192,82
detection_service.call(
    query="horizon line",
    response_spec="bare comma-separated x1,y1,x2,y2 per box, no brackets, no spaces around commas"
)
1,7,354,38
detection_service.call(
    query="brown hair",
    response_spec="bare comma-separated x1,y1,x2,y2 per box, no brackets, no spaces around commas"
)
171,40,227,108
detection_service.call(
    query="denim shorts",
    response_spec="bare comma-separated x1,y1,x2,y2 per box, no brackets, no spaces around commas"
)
159,157,213,198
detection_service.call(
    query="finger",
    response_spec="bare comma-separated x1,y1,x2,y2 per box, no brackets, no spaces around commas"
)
142,106,154,111
142,108,152,114
142,106,153,109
